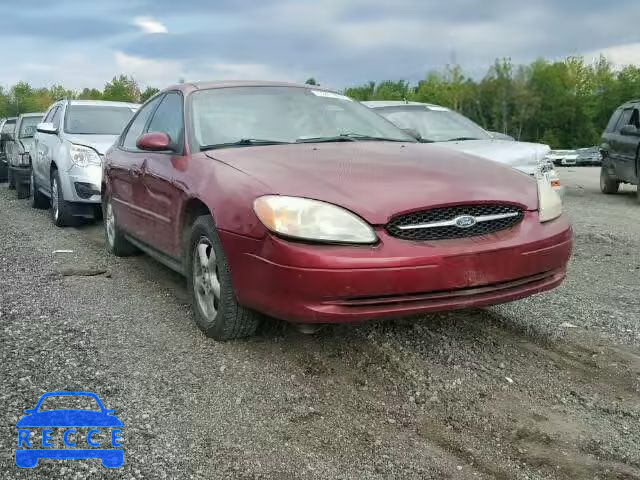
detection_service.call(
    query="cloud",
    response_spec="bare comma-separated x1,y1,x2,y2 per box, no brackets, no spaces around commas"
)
1,0,640,89
133,16,168,34
583,43,640,69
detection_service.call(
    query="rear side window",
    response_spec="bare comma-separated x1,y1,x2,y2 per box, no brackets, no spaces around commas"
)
2,120,16,134
146,92,184,148
122,95,163,150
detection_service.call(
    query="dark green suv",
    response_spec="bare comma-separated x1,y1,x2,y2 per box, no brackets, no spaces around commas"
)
600,100,640,202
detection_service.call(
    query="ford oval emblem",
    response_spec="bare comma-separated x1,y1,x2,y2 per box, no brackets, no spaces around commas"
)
455,215,477,228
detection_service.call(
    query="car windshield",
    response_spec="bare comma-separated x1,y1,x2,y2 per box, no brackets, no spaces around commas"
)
376,107,492,142
65,105,137,135
191,86,414,149
38,395,100,411
19,116,42,138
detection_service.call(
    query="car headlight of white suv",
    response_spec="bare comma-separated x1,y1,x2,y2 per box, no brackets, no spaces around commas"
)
69,144,101,167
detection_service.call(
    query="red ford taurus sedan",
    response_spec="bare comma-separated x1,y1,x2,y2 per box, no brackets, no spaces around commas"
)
102,81,572,340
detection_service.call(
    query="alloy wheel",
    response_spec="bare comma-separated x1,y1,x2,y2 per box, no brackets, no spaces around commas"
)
105,201,116,247
51,177,59,221
193,237,221,321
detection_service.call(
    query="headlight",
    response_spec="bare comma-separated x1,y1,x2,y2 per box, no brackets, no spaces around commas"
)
69,144,101,167
537,173,562,222
253,195,377,244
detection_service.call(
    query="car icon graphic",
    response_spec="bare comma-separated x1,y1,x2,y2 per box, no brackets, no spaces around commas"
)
15,391,123,468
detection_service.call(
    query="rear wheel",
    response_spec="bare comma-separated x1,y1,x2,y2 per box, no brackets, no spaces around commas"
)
7,168,15,189
187,215,260,340
600,166,619,194
103,196,137,256
31,170,49,209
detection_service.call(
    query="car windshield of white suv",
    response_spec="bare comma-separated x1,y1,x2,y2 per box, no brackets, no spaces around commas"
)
191,86,415,149
19,116,43,138
64,105,137,135
377,107,492,143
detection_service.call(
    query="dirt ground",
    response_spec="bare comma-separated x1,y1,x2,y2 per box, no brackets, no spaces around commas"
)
0,166,639,479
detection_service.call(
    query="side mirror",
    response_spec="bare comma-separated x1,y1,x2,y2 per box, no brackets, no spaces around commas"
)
23,408,36,414
137,132,172,151
36,122,58,135
620,125,640,136
401,128,422,141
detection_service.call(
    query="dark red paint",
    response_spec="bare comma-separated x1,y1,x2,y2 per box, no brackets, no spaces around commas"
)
103,82,573,325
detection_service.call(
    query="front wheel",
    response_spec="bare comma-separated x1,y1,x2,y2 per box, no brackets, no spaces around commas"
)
187,215,260,340
50,169,76,226
600,167,619,194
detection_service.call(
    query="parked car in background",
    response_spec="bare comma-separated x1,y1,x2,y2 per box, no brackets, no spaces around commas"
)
102,81,571,340
546,149,579,166
32,100,139,226
575,147,602,166
0,117,17,182
364,101,565,197
599,99,640,201
7,113,44,198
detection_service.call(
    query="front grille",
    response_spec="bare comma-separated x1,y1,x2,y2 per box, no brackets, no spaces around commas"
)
387,204,524,241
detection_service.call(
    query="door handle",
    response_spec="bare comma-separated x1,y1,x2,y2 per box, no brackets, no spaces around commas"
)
129,167,142,179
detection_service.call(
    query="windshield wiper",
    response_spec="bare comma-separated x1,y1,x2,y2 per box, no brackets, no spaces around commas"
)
444,137,482,142
296,133,408,143
200,139,292,150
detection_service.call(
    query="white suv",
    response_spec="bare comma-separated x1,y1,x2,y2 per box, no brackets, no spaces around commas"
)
32,100,139,226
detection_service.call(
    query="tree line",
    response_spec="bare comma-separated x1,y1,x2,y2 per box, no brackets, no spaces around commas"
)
2,56,640,148
0,75,159,120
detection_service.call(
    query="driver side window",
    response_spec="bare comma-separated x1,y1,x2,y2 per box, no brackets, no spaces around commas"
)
122,95,163,151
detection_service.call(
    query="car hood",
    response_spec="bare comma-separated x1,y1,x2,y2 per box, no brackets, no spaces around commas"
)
16,409,123,427
65,134,119,155
206,142,538,225
438,139,551,176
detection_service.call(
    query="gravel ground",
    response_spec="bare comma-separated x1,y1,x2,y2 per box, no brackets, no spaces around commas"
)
0,167,639,479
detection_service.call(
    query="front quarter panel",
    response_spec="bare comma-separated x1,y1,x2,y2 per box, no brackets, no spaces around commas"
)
174,153,270,244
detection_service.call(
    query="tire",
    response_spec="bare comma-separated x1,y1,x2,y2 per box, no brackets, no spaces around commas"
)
8,168,15,189
187,215,260,340
50,169,76,226
600,166,619,194
103,195,137,257
30,170,49,209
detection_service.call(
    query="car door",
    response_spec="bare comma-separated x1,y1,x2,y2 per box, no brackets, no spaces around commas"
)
619,107,640,183
608,108,635,182
106,95,164,238
136,91,186,257
34,104,62,194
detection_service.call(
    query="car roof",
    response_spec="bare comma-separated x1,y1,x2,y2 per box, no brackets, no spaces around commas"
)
620,99,640,108
362,100,450,110
65,99,141,108
164,80,337,93
18,112,45,119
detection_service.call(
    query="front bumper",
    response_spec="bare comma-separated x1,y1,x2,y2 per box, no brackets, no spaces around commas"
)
59,164,102,204
220,212,573,324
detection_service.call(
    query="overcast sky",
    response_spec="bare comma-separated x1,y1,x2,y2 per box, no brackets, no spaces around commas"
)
2,0,639,91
